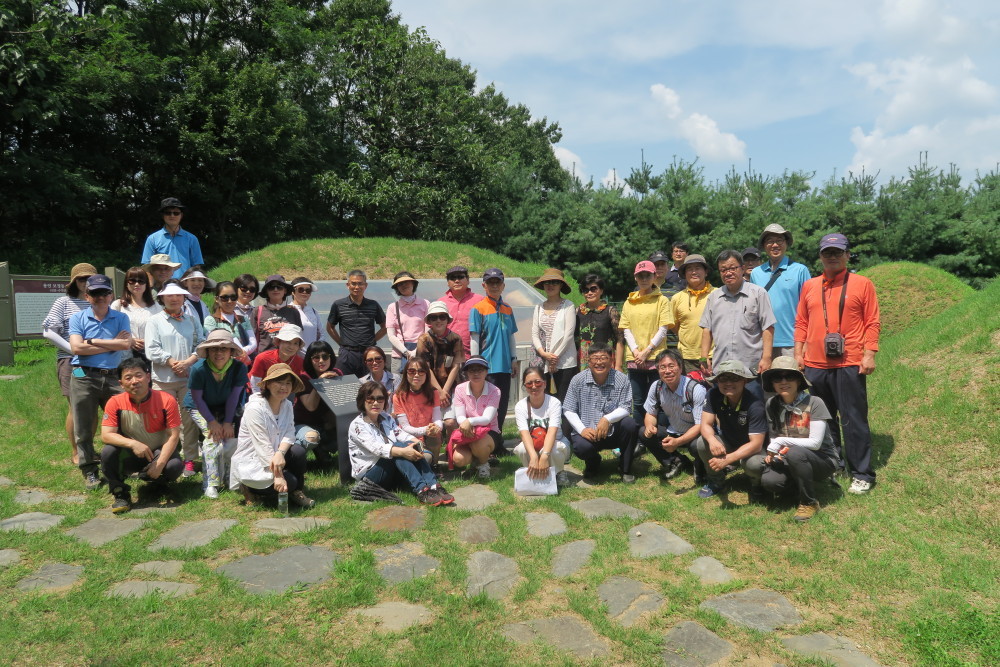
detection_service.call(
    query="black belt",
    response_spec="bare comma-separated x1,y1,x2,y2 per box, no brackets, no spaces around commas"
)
74,366,116,376
340,345,367,352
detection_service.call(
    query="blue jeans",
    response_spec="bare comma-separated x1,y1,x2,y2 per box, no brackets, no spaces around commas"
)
628,368,658,423
363,456,437,494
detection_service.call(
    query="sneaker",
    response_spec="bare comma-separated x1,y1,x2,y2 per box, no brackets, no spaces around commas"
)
204,486,220,500
487,454,500,467
621,473,636,484
290,490,316,509
697,483,722,499
434,484,455,505
556,471,571,488
748,487,768,505
111,495,132,514
662,457,685,480
182,460,197,477
477,463,492,479
794,501,820,522
611,448,621,458
84,471,103,491
848,478,873,495
417,486,442,505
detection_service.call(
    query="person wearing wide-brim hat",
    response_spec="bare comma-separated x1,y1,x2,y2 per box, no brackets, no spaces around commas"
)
531,268,578,401
180,268,216,324
414,300,464,425
695,359,767,500
749,222,811,359
142,197,204,280
758,356,840,522
185,329,249,499
252,274,302,356
142,254,182,292
670,254,716,373
386,271,430,374
231,362,315,509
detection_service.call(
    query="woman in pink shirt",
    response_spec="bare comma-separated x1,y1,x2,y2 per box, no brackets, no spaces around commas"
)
448,356,503,479
385,271,429,374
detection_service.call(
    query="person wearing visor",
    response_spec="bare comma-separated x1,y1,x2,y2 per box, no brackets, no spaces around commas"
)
180,267,216,324
447,356,504,479
386,271,429,374
286,277,323,354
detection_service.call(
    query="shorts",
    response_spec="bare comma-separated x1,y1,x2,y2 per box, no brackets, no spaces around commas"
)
57,357,73,398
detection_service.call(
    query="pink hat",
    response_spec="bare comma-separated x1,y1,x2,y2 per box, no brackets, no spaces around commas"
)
634,260,656,275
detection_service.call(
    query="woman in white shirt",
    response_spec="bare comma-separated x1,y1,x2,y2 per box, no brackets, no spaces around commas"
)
514,365,571,488
286,277,322,354
110,266,162,361
231,363,315,508
180,268,215,324
531,268,577,402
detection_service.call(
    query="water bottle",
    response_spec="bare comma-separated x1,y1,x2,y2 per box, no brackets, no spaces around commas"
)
277,492,289,517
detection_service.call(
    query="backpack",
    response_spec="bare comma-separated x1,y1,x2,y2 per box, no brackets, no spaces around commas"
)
652,372,711,415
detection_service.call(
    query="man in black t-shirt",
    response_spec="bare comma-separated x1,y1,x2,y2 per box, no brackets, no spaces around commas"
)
326,270,386,378
695,359,767,501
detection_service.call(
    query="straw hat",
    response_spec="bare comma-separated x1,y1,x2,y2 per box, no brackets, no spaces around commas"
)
67,263,97,289
196,329,243,357
533,268,570,295
261,363,305,394
761,356,811,393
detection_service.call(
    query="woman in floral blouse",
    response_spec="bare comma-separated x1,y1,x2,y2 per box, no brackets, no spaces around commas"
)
574,274,624,371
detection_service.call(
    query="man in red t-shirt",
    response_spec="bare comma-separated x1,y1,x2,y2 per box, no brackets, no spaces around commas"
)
100,358,184,513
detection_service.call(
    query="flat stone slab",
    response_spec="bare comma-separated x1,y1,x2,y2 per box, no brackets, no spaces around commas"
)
0,549,21,568
356,602,433,632
130,505,179,515
629,522,694,557
67,518,145,547
450,484,499,511
466,550,522,600
525,511,567,537
700,589,803,632
217,545,340,595
503,615,611,659
60,494,87,504
552,539,596,577
598,576,665,627
133,560,184,578
254,517,331,536
149,519,237,551
374,542,440,583
569,497,648,519
16,563,83,592
107,580,198,599
0,476,13,487
663,621,734,666
457,515,499,544
689,556,734,585
14,489,52,505
366,506,425,532
0,374,23,381
0,512,64,533
782,633,882,667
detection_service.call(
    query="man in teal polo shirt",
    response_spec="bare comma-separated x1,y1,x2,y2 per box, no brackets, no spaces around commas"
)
750,223,811,358
141,197,204,279
68,275,132,489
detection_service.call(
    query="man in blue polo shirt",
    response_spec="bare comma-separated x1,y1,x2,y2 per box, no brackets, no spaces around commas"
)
469,268,519,433
68,275,133,489
750,223,811,358
141,197,204,279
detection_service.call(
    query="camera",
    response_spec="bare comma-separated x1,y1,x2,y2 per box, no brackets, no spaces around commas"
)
824,332,845,358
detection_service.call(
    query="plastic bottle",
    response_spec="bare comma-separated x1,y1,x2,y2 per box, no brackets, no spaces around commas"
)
277,491,289,517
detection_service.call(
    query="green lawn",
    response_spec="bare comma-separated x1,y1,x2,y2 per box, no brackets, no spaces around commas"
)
1,261,996,665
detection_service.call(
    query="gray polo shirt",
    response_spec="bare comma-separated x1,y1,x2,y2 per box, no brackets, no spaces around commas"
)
699,280,776,370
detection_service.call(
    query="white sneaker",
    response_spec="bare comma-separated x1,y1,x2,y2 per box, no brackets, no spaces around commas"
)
477,463,491,479
848,478,873,495
204,486,220,499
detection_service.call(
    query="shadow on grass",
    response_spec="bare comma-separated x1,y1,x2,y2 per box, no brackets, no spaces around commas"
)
870,431,896,471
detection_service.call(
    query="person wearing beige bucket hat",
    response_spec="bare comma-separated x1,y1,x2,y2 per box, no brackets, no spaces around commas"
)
141,254,182,292
531,268,578,401
185,330,249,499
386,271,430,374
759,356,840,522
750,223,811,359
231,363,316,509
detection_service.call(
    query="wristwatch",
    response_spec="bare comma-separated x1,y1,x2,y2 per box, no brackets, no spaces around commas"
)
86,338,94,346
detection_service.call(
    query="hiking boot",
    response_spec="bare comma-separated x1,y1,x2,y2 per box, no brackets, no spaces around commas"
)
290,489,316,509
182,460,197,477
556,471,571,488
477,463,492,479
848,478,873,495
111,495,132,514
434,484,455,505
417,486,442,506
794,501,820,522
697,483,723,499
84,471,104,491
662,456,685,480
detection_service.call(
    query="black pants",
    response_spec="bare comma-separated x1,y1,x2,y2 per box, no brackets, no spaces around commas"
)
570,417,639,473
761,447,837,505
487,372,512,433
336,347,367,379
544,367,578,403
101,445,184,498
246,444,308,496
805,365,874,483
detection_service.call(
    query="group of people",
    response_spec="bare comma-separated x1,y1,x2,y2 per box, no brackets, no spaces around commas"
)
41,197,881,522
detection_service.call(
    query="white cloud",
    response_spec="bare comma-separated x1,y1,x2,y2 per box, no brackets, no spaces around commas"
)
649,85,746,162
847,118,1000,178
601,168,634,196
553,146,585,177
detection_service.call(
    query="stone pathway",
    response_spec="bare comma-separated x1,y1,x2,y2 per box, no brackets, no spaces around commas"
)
0,549,21,568
365,506,424,532
688,556,734,584
552,539,595,577
67,518,145,547
254,517,331,536
629,522,694,557
0,512,64,533
449,484,499,510
700,588,803,632
356,602,433,632
782,633,883,667
217,545,340,595
134,560,184,578
16,563,83,592
14,489,52,505
569,497,648,519
466,550,522,599
373,542,439,583
524,511,566,537
503,616,610,660
598,576,665,627
662,621,733,666
457,515,498,544
107,581,197,599
149,519,237,551
0,475,13,487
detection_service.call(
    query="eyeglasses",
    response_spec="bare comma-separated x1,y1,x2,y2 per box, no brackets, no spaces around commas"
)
524,379,544,388
366,396,386,404
406,369,426,376
484,279,503,286
294,287,312,294
365,357,384,365
719,266,742,275
348,282,366,288
127,278,147,285
163,210,182,216
583,285,600,293
427,314,448,322
217,294,238,302
311,353,331,361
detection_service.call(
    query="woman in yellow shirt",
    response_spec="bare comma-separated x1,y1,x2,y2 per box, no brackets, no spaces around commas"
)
619,261,672,422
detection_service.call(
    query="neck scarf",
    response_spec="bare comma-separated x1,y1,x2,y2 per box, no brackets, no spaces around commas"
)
207,357,233,376
687,284,712,298
579,301,608,315
399,294,417,305
780,390,810,416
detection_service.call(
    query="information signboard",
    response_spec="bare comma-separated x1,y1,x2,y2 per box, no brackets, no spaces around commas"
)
12,278,67,337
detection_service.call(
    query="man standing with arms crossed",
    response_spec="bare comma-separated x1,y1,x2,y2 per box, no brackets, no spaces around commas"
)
795,233,881,495
326,270,386,378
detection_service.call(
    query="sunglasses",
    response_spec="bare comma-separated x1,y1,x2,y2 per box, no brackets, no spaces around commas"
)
405,368,426,376
365,357,384,364
127,278,147,285
294,287,312,294
427,314,448,322
770,372,799,383
89,290,112,298
238,286,258,293
267,285,285,291
311,353,331,361
163,210,182,216
524,379,544,388
446,274,467,281
583,285,600,293
366,396,386,404
216,294,238,302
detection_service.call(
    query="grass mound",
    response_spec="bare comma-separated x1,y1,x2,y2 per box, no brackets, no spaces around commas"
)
859,261,974,338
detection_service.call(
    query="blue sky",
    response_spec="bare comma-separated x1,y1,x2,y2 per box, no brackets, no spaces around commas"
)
392,0,1000,190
